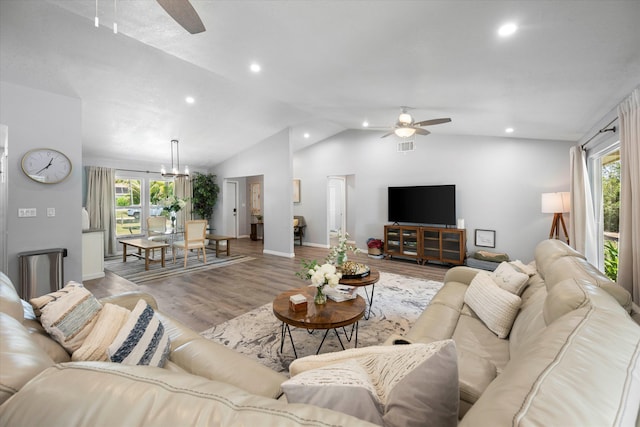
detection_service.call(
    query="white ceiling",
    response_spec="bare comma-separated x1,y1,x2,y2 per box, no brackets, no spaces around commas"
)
1,0,639,169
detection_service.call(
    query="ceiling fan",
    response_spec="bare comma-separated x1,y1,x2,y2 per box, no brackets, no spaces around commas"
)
156,0,206,34
379,107,451,138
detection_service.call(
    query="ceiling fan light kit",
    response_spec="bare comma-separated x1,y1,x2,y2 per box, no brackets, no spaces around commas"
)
380,108,452,139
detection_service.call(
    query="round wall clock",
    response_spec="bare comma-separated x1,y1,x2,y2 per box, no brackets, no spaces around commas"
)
21,148,72,184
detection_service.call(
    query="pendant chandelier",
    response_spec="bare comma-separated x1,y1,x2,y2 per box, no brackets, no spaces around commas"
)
161,139,189,178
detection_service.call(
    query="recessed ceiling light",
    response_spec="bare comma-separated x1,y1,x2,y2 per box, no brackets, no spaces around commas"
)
505,127,514,133
185,96,195,104
303,133,310,139
498,23,518,37
250,63,261,73
362,121,369,128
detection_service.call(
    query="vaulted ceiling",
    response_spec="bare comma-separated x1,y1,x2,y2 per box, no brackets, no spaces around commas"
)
1,1,639,169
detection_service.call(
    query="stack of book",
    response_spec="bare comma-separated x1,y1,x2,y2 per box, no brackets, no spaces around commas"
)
325,285,358,302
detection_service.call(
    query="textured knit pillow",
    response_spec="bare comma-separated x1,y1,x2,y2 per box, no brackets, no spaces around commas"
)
73,303,131,362
465,272,522,339
30,282,102,353
107,299,170,367
284,341,459,427
491,261,529,295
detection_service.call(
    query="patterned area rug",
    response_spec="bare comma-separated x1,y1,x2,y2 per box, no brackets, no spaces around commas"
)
200,272,443,374
104,249,254,283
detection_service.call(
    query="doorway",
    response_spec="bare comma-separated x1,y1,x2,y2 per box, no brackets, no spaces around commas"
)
327,176,346,246
224,180,239,238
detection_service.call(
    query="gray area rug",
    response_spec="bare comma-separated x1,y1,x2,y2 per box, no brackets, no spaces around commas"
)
104,249,254,283
200,272,443,373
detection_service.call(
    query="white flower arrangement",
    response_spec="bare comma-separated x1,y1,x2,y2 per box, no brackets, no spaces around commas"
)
309,263,342,288
326,230,360,266
160,196,187,213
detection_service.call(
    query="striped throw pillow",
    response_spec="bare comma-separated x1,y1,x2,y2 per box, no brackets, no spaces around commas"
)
107,299,170,367
30,282,102,353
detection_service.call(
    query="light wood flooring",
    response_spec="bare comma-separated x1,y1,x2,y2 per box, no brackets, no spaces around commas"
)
84,238,449,332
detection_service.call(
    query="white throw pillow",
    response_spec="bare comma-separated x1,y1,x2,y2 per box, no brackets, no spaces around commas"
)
73,303,131,362
509,259,537,276
465,272,522,339
491,261,529,295
107,299,170,368
283,341,459,427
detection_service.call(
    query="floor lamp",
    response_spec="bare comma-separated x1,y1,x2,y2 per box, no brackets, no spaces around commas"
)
541,192,570,245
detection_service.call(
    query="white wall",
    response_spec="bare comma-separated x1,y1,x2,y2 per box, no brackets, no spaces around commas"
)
294,129,575,261
212,128,294,257
0,81,83,286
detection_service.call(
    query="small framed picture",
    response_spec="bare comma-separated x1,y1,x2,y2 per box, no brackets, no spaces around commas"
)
475,229,496,248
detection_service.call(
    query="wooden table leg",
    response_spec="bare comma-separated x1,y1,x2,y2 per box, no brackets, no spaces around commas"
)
225,239,230,256
215,239,220,258
122,243,127,262
160,247,166,267
144,248,150,271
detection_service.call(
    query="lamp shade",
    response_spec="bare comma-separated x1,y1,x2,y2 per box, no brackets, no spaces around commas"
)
541,192,570,213
394,127,416,138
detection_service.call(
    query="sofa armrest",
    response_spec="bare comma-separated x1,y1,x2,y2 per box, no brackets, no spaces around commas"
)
443,266,481,286
99,292,158,311
170,338,287,399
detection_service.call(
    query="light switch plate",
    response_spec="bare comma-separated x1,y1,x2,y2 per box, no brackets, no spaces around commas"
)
47,208,55,217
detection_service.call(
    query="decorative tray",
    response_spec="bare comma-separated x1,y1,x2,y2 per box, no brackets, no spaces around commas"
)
339,261,370,279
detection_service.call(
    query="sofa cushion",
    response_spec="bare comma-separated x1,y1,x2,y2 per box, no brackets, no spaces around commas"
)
464,272,522,339
73,303,130,362
543,278,590,325
29,282,102,353
491,262,529,295
0,312,54,405
0,362,374,427
0,271,25,322
285,342,459,427
107,299,170,368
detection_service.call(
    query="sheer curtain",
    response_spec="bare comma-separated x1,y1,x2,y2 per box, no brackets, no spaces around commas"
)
569,146,597,263
617,88,639,304
175,176,193,231
86,166,116,256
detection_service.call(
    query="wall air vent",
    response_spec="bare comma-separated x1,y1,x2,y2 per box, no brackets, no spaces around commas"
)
397,139,415,153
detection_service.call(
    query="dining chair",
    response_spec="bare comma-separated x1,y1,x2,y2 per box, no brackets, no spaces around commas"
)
173,220,207,268
147,216,169,256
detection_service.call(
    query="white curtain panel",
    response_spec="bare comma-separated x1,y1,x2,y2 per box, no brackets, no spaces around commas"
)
617,88,640,303
86,166,117,256
569,146,597,264
174,176,193,231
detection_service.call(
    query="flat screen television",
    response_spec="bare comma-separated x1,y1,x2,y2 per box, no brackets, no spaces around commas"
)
388,185,456,226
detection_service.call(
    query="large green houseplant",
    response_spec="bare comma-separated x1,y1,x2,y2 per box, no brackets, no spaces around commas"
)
191,173,220,222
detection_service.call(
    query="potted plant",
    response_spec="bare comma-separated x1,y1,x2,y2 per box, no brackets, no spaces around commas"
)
191,173,220,222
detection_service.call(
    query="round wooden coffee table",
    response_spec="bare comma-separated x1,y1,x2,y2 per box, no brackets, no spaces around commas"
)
339,267,380,320
273,286,366,358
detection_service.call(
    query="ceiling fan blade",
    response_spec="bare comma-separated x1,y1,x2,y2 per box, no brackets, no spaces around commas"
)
380,131,395,138
414,118,452,127
414,128,431,136
156,0,206,34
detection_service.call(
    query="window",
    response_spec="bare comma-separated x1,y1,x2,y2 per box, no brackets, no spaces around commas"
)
589,143,620,280
115,178,142,237
114,176,176,237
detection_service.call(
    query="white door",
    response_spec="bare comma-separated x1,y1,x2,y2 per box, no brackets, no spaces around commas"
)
224,180,238,238
327,176,346,242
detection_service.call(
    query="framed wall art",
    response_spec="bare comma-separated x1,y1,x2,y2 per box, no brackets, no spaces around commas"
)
293,179,301,203
475,229,496,248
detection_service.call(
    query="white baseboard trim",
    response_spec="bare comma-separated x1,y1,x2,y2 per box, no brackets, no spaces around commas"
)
302,242,330,249
263,249,295,258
